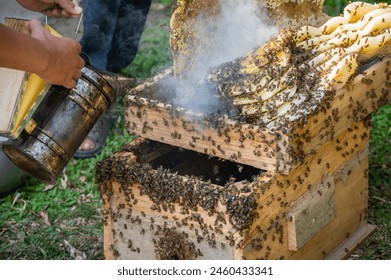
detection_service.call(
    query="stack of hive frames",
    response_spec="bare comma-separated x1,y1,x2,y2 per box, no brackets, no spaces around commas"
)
96,57,390,259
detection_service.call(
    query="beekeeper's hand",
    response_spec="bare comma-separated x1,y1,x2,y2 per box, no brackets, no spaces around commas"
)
16,0,82,18
28,19,84,88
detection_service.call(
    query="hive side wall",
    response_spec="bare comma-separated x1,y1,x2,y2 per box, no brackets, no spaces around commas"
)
103,181,243,260
243,121,370,259
290,58,391,167
101,181,115,260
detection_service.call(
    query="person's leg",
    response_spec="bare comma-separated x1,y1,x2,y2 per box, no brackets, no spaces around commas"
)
79,0,121,70
106,0,152,73
75,0,151,159
75,0,121,158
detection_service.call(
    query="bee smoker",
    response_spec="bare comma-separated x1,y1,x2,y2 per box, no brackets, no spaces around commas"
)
2,60,133,184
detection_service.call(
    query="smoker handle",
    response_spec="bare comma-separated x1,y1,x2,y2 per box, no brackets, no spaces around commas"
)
80,52,91,66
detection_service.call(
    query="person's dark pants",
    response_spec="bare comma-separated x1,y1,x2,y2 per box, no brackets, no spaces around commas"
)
74,0,151,158
80,0,152,73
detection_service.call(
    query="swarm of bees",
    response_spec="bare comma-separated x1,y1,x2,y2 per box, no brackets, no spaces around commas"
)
154,227,203,259
98,144,261,223
204,1,391,128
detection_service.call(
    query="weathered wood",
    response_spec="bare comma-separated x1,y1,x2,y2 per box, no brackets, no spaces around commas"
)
287,175,336,251
102,152,136,260
294,58,391,164
125,57,390,174
126,95,284,172
243,121,370,259
139,144,176,163
104,180,241,259
98,120,372,260
325,224,377,260
102,181,115,260
3,17,30,32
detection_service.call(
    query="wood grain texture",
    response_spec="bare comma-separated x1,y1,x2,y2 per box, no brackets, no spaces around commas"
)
287,175,336,251
125,58,390,174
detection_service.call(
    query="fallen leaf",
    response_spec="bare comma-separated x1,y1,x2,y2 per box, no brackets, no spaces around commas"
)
43,184,55,192
60,172,68,190
40,211,51,226
79,175,86,183
11,192,27,212
70,205,77,211
74,217,86,227
63,240,87,260
11,192,21,207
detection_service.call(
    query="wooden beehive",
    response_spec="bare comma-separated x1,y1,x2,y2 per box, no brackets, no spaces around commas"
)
125,58,390,174
96,57,390,259
97,120,372,259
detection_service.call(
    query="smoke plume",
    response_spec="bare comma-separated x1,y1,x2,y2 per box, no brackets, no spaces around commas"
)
165,0,278,116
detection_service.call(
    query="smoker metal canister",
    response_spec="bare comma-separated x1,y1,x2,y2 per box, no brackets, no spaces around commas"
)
2,64,133,184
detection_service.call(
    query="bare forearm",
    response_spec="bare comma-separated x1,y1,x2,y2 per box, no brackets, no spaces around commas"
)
0,24,49,74
0,0,83,88
0,21,84,88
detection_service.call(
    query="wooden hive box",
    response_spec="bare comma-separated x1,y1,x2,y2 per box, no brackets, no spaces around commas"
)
97,121,372,260
96,57,389,259
124,58,391,175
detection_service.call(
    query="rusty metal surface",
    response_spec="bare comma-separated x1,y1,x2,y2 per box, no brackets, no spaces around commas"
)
3,64,134,184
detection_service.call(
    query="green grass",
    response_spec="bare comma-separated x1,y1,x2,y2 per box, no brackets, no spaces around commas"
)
0,0,390,260
359,104,391,260
323,0,352,15
323,0,391,15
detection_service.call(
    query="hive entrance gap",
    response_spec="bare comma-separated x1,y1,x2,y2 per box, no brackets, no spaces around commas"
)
133,140,264,185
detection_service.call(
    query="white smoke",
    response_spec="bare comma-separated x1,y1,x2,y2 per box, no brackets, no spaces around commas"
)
168,0,278,115
193,0,277,72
